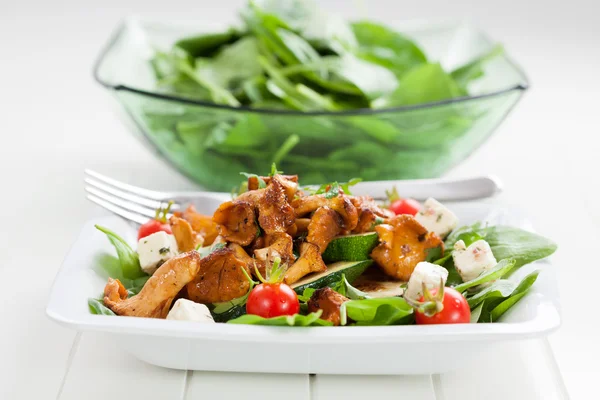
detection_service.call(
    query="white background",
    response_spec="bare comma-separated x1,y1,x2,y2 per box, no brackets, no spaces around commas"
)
1,0,598,398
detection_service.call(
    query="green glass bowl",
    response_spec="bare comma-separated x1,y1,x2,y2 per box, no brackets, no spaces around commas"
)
94,18,528,192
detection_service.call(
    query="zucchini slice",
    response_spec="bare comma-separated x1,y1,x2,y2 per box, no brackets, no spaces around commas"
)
322,232,379,263
292,260,373,294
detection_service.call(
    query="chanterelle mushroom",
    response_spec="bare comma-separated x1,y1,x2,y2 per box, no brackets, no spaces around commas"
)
284,242,327,285
103,251,202,318
370,215,444,281
292,194,358,231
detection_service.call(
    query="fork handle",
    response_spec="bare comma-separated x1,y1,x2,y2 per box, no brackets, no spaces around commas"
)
349,175,503,201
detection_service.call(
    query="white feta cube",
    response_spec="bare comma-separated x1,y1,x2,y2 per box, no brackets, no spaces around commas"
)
414,198,459,239
404,262,449,302
452,239,497,282
166,299,215,323
137,231,179,275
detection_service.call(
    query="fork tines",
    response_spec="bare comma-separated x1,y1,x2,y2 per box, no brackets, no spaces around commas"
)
84,169,181,225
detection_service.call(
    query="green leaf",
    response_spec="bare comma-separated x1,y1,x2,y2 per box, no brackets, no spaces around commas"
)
451,45,504,90
227,311,332,326
470,302,484,323
297,287,316,303
351,21,427,76
126,276,150,296
373,63,464,108
445,225,557,270
341,297,414,326
453,258,517,293
95,225,146,280
466,280,517,309
490,271,539,321
198,242,227,258
240,172,267,188
271,134,300,165
88,298,116,316
197,36,264,90
174,30,241,58
329,273,370,300
334,53,398,100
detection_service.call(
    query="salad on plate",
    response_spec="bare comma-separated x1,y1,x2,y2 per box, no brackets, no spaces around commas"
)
89,167,556,327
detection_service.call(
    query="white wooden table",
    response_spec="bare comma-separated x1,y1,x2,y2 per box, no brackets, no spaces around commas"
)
1,0,598,398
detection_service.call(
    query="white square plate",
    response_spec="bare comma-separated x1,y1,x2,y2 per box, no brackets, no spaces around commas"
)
47,202,560,375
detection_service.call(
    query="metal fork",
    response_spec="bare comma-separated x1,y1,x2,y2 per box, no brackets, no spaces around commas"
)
84,169,230,225
85,169,502,225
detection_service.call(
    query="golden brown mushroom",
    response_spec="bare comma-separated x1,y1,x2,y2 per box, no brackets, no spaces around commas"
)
257,175,295,234
292,195,358,231
186,247,251,304
103,251,202,318
213,200,258,246
170,216,202,252
284,242,327,285
370,215,444,281
350,196,395,233
307,287,349,326
174,205,219,246
306,206,343,252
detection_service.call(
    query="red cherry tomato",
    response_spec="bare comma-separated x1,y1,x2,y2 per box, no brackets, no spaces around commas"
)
138,219,172,240
415,287,471,325
389,198,421,216
246,283,300,318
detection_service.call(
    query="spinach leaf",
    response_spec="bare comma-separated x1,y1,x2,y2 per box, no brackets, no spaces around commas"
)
198,242,227,258
195,37,263,90
446,225,557,270
373,63,464,108
341,297,414,326
297,287,316,303
351,21,427,76
175,30,242,58
88,298,116,316
470,302,484,323
329,273,370,300
451,45,504,90
453,258,517,293
466,280,516,309
95,225,146,280
332,53,398,100
490,271,539,321
227,311,332,326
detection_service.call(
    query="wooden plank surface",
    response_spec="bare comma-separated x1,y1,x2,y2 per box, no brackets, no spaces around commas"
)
58,333,186,400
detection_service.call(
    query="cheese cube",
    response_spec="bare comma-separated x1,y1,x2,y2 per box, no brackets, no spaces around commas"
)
452,239,497,282
137,231,179,275
404,262,449,302
414,198,459,239
166,299,215,323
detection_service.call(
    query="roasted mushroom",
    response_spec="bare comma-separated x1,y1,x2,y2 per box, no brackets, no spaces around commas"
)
173,205,219,245
186,247,251,304
370,215,444,281
257,175,295,234
306,206,343,252
213,200,258,246
284,242,327,285
247,174,299,201
350,196,395,233
170,216,202,252
103,251,202,318
307,287,349,326
292,195,358,231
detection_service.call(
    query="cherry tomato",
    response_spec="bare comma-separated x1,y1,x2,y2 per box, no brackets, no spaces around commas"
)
415,287,470,325
389,198,421,216
246,283,300,318
138,219,172,240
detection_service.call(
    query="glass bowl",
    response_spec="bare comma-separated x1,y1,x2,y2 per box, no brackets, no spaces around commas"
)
94,18,528,192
